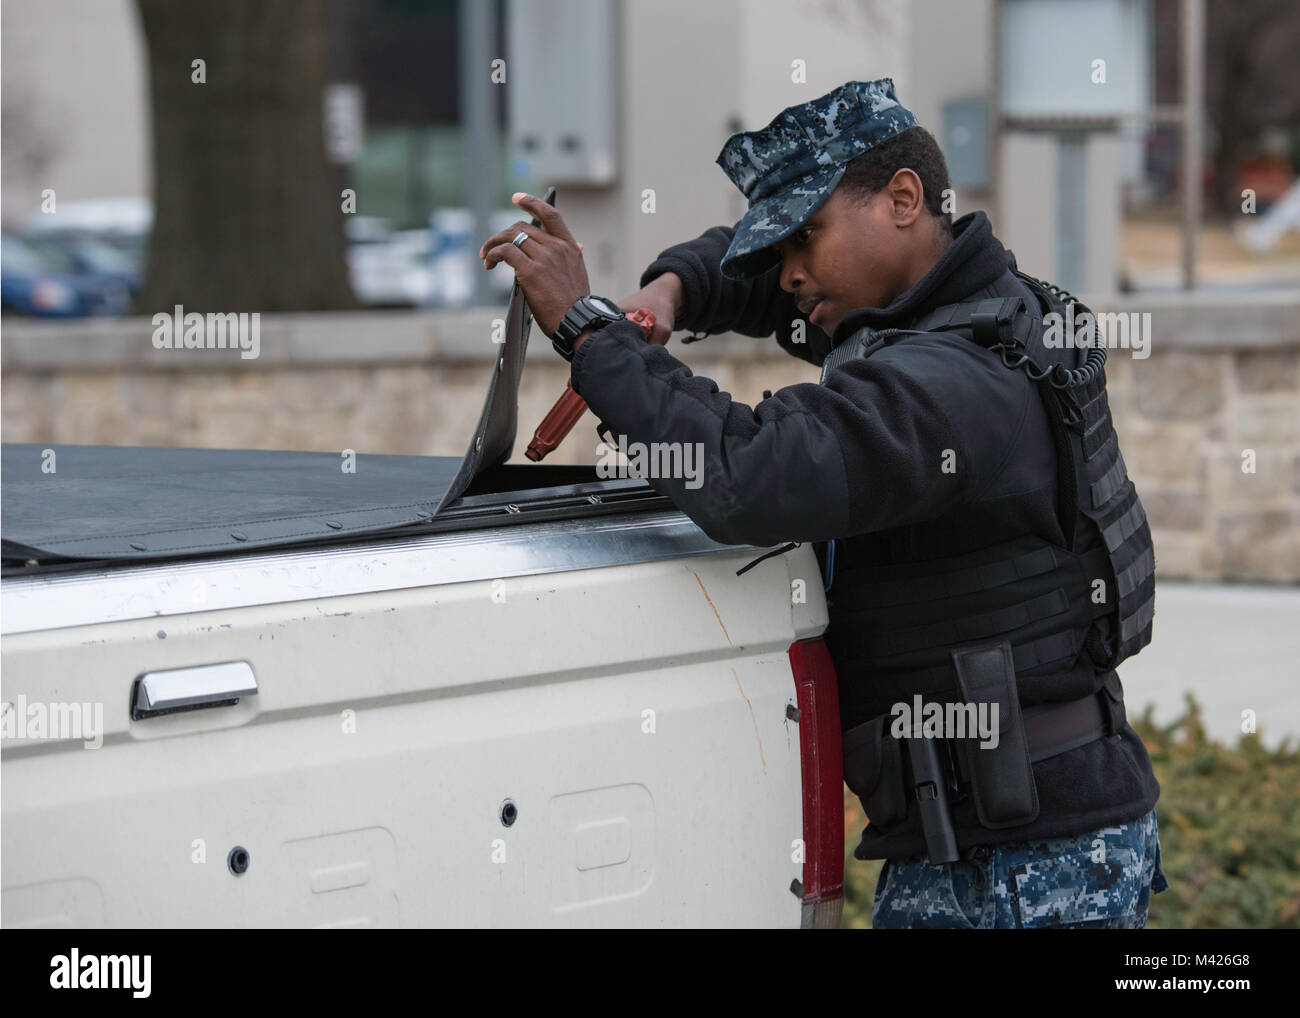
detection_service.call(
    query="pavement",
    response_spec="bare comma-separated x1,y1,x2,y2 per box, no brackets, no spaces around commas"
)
1117,581,1300,750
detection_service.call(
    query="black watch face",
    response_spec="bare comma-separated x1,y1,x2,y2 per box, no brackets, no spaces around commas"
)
589,297,620,316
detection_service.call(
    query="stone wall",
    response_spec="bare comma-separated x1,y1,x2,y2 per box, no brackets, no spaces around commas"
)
1097,293,1300,583
3,290,1297,582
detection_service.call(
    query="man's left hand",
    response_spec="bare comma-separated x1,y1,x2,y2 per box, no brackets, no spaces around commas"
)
479,192,590,337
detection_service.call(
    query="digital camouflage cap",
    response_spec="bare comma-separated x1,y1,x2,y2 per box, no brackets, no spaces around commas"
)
715,78,918,280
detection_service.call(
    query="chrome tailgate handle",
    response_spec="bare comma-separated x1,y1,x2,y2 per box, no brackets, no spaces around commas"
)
132,661,258,720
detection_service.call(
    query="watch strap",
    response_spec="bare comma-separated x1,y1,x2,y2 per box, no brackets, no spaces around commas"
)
552,295,626,360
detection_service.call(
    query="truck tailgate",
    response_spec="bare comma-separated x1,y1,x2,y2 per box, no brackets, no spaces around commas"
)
2,511,828,927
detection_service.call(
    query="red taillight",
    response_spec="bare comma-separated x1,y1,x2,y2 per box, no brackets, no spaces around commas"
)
788,636,844,929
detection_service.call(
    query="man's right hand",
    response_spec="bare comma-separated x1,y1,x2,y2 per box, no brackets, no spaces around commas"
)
617,273,684,346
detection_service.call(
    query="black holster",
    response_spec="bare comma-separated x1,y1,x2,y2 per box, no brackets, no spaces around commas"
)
842,713,961,865
842,713,908,830
842,639,1041,863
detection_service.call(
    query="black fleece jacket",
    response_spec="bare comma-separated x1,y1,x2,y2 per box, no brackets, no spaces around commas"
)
569,210,1160,858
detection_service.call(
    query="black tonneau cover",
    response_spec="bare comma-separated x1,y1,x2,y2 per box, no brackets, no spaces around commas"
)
2,257,667,571
0,446,664,569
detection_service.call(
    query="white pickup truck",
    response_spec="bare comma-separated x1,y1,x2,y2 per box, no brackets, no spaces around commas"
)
1,278,846,930
1,450,843,929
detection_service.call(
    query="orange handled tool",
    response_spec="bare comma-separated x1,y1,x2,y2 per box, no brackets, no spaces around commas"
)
525,308,656,461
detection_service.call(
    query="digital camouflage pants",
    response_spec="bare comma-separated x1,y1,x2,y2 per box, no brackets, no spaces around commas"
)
872,808,1170,928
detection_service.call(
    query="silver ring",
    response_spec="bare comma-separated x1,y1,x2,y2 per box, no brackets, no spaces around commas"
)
512,231,530,248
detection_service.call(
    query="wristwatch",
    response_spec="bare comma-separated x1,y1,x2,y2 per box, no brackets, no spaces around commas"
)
551,295,626,361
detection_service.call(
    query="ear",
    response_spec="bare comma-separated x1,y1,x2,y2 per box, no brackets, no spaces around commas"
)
885,168,924,228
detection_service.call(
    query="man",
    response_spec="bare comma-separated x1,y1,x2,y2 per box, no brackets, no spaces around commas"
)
479,78,1168,928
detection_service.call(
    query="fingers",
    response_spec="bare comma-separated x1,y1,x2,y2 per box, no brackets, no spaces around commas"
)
477,194,582,261
512,192,578,246
482,224,547,269
482,239,532,275
479,225,579,268
479,221,541,262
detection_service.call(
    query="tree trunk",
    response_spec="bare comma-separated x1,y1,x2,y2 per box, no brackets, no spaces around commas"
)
135,0,359,312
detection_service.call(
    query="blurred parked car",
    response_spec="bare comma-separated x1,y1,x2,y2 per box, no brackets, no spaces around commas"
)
40,232,142,300
426,208,519,308
347,220,436,308
346,209,519,308
1,232,134,317
24,197,149,308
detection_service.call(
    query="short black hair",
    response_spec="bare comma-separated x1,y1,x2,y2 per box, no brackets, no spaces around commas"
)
836,126,953,232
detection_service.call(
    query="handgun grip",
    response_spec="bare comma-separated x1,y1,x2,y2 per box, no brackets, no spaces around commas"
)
907,736,961,865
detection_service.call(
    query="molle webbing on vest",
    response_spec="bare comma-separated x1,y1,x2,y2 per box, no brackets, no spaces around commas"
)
1067,371,1155,664
843,542,1061,609
828,532,1114,704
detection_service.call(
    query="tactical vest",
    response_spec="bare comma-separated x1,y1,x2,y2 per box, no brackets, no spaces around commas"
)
818,273,1156,861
